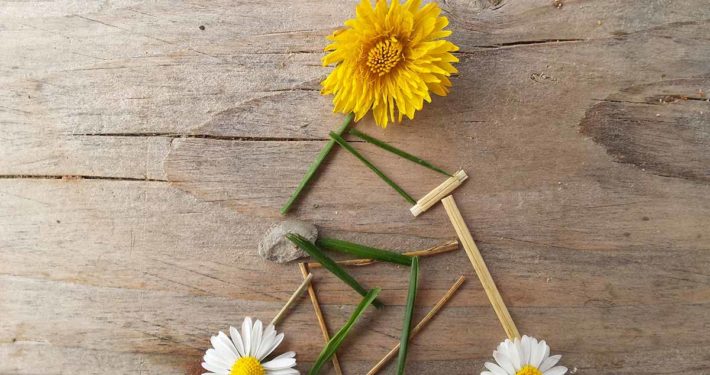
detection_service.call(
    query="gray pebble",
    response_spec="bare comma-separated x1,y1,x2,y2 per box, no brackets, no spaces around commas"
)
258,219,317,263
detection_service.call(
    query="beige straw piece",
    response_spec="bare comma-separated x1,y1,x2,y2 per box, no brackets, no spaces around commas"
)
308,239,459,269
270,273,313,327
441,195,520,340
404,239,459,258
367,276,467,375
298,263,344,375
410,170,468,216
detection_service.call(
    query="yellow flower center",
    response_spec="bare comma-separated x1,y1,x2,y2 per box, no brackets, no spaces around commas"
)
516,365,543,375
366,37,403,76
230,356,265,375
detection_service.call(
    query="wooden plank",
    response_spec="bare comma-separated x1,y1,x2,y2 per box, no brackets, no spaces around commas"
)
1,176,708,372
3,273,709,373
1,0,709,374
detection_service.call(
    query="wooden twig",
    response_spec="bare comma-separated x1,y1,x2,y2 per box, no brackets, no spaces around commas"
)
441,195,520,340
298,263,344,375
270,273,313,327
410,170,468,216
404,239,459,258
367,276,467,375
308,239,459,269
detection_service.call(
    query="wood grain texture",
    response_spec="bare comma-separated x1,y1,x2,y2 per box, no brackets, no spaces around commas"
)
1,0,709,374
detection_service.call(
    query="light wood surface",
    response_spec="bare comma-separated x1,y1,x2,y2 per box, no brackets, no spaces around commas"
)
1,1,709,374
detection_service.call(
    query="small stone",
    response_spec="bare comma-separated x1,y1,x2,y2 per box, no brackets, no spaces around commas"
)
258,219,317,263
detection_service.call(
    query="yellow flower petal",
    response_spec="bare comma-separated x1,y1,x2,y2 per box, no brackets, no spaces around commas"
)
321,0,459,127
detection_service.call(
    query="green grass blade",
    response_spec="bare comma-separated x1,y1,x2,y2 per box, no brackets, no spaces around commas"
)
317,237,412,266
349,128,452,177
329,132,416,205
397,257,420,375
286,233,384,308
280,113,354,215
308,288,381,375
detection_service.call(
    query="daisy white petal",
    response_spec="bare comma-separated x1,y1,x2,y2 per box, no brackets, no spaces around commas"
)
506,340,521,370
242,317,253,356
204,349,232,370
482,372,494,375
529,339,544,368
497,340,508,355
542,340,550,361
493,350,516,374
484,362,509,375
201,361,227,374
544,366,568,375
260,333,285,361
256,324,277,360
267,369,300,375
263,357,297,370
521,336,532,365
539,354,562,372
229,325,246,357
251,319,263,357
514,338,525,367
271,351,296,360
217,331,238,357
210,334,237,364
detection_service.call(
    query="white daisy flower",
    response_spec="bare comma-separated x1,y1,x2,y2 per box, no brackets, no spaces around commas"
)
482,335,567,375
202,317,299,375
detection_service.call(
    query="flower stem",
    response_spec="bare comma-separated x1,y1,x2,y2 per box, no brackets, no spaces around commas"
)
329,132,416,205
349,128,453,177
280,113,355,215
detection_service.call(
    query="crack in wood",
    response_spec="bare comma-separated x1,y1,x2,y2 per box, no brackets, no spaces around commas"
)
71,133,331,142
0,175,168,182
458,38,585,52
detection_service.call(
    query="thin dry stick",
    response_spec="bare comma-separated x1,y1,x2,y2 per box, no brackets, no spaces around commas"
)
410,170,468,216
442,195,520,340
270,273,313,327
308,239,459,269
405,239,459,257
298,263,344,375
367,276,467,375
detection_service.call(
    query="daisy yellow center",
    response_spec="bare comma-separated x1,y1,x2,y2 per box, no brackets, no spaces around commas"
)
366,37,403,76
516,365,543,375
230,356,265,375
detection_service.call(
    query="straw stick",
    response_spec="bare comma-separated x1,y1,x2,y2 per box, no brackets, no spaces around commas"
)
280,113,354,214
404,239,459,258
270,273,313,326
367,276,466,375
298,263,344,375
308,239,459,269
441,195,520,340
410,170,468,216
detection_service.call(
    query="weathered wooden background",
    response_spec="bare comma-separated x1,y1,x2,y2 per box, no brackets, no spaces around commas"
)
1,0,709,374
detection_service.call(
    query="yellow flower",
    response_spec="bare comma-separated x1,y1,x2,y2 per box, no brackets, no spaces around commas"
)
321,0,459,127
